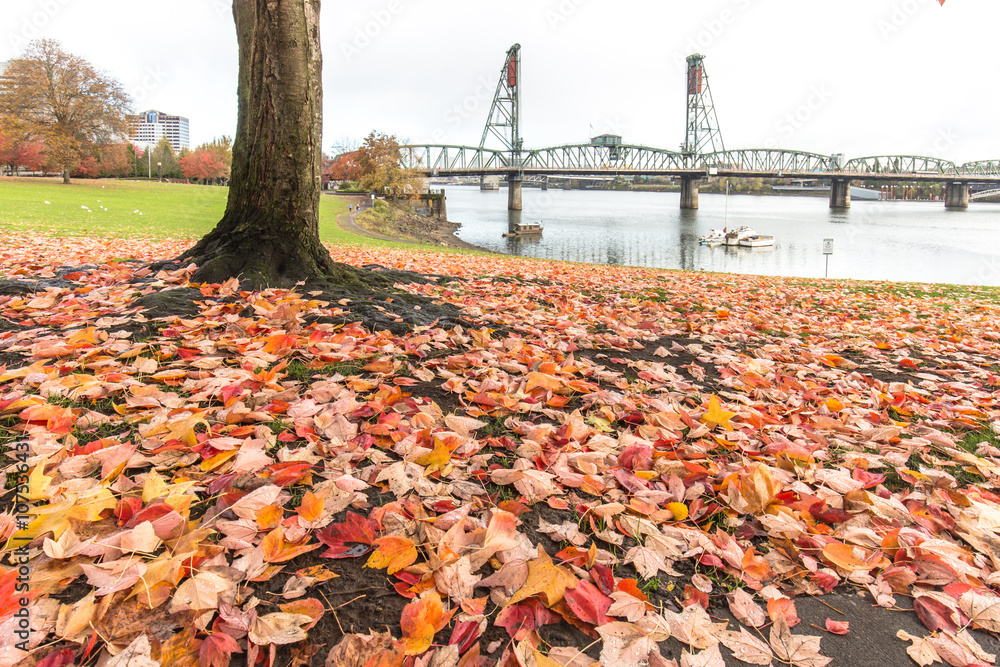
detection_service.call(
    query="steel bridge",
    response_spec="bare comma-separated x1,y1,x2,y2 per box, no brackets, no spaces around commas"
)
400,46,1000,210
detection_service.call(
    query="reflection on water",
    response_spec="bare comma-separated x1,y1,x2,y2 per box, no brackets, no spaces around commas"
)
446,186,1000,285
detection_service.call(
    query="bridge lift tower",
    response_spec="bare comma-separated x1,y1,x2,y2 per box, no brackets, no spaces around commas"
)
480,44,523,210
680,54,725,208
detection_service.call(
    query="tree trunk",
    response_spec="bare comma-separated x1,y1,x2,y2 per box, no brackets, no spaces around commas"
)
62,168,70,184
179,0,359,289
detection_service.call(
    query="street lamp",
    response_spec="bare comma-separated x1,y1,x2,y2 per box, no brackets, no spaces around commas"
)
157,162,162,182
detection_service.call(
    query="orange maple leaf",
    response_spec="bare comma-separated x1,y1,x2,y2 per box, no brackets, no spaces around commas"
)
261,527,322,563
506,546,578,608
295,491,324,523
400,591,454,655
365,536,418,575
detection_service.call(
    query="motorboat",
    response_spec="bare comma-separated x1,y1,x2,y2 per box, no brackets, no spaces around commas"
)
502,222,543,238
723,225,757,246
699,229,726,245
738,234,775,248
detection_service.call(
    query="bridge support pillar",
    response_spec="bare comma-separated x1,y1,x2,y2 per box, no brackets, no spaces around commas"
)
541,176,548,191
830,179,852,209
945,182,969,209
508,175,523,211
680,177,700,209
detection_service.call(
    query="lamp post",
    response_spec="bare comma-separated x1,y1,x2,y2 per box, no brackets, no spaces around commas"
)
157,162,162,182
148,150,151,179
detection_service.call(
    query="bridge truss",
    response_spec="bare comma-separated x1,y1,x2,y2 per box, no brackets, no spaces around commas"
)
400,46,1000,184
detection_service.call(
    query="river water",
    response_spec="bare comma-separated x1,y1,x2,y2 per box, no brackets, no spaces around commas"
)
445,186,1000,286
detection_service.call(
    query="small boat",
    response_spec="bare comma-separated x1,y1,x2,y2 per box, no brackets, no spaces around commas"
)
699,229,726,245
739,235,775,248
723,225,757,246
502,222,543,238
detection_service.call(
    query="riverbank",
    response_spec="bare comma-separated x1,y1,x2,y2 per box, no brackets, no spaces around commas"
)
345,197,490,252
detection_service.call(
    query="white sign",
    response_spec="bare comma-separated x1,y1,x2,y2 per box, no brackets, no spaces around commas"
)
823,238,834,255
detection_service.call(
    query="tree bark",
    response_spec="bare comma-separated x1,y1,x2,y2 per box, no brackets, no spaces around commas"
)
180,0,360,289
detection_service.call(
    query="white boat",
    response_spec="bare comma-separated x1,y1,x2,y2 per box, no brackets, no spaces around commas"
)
502,221,543,238
699,229,726,245
723,225,757,246
739,235,775,248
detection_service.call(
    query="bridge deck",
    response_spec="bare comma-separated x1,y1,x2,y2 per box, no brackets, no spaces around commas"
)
401,144,1000,183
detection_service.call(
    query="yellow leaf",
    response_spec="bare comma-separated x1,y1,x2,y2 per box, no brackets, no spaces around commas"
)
525,371,563,394
142,471,169,503
66,327,99,346
365,536,418,575
26,456,53,501
67,487,118,522
701,395,736,430
200,448,237,472
506,546,577,608
414,437,452,475
666,502,689,521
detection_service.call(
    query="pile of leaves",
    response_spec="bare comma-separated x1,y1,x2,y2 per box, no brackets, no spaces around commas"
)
2,234,1000,667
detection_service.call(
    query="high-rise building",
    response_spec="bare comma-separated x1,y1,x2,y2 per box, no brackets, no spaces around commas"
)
127,109,190,153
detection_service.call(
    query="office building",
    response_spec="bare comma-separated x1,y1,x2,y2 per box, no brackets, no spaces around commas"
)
127,110,190,152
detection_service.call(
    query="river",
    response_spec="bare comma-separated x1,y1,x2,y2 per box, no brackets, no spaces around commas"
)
445,186,1000,286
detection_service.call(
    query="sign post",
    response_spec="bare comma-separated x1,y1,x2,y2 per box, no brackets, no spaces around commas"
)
823,238,834,278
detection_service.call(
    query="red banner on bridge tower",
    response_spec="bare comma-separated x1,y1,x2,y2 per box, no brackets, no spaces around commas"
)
687,63,703,95
507,58,517,87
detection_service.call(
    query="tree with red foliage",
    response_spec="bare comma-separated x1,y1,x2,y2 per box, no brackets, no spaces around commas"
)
326,151,363,182
180,148,228,183
97,142,130,177
71,156,100,178
0,126,45,175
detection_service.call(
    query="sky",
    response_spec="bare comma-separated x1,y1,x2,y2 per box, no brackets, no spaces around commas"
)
4,0,997,164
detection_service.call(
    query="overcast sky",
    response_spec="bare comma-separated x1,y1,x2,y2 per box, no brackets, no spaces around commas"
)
4,0,996,163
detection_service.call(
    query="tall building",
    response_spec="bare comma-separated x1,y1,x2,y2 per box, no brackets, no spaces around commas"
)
127,109,190,153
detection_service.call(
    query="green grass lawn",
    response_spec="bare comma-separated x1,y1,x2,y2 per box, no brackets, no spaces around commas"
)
0,177,428,249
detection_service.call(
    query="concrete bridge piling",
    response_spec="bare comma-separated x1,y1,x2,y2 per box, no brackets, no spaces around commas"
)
680,177,700,209
829,179,852,209
945,182,970,209
508,174,523,210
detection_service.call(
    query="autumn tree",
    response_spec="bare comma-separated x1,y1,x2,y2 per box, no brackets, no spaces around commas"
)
178,0,350,288
202,136,234,172
326,150,363,181
180,147,228,182
0,40,131,183
356,131,424,198
0,125,44,175
96,141,130,177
